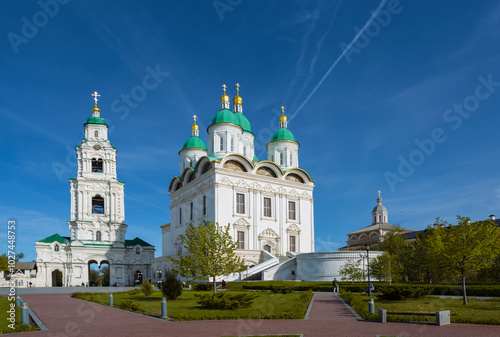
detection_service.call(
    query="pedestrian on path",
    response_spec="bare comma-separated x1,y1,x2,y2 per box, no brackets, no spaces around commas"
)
332,278,339,294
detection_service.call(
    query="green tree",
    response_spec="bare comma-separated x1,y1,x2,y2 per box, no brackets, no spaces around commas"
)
371,253,392,282
441,216,500,305
379,230,412,282
413,219,447,283
0,254,8,273
162,270,183,299
339,259,363,283
99,265,110,286
169,221,245,294
1,252,25,275
140,277,154,296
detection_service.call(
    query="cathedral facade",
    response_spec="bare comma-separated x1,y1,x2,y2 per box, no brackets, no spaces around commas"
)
155,85,315,271
34,94,155,287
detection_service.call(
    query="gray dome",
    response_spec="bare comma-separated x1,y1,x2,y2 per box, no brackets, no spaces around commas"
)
372,204,387,213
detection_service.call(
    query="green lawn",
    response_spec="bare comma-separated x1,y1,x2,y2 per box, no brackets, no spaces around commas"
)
0,297,39,334
72,289,313,321
341,292,500,325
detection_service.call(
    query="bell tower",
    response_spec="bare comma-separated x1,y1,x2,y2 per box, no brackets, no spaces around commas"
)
68,92,127,244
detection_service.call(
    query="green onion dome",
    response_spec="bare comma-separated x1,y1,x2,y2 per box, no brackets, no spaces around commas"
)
234,112,251,132
180,136,207,152
270,127,296,143
210,109,240,126
85,116,107,125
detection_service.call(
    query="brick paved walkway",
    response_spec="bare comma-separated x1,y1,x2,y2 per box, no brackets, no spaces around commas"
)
17,293,500,337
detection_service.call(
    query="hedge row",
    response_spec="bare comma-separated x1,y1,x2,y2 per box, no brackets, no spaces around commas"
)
235,282,500,297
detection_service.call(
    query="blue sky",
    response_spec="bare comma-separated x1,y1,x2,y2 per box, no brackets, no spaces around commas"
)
2,0,500,261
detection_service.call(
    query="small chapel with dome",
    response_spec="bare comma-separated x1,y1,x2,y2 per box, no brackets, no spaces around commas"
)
153,84,315,271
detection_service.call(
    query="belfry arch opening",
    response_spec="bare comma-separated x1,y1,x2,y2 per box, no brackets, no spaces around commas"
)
92,195,104,214
92,158,103,172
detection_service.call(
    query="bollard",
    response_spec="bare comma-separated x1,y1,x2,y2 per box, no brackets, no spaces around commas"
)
16,296,21,307
161,297,167,318
21,302,29,325
109,293,113,306
368,298,375,315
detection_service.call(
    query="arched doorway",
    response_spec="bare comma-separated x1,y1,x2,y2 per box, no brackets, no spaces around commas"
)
88,260,110,286
52,270,63,287
134,270,143,285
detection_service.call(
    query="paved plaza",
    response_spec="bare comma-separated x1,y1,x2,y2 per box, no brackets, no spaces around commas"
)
4,290,499,337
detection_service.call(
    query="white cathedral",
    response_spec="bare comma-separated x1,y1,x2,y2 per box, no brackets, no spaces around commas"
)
34,93,155,287
152,84,315,275
33,85,319,286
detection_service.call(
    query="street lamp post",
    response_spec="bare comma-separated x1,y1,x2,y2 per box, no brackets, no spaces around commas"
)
364,243,371,296
359,253,366,285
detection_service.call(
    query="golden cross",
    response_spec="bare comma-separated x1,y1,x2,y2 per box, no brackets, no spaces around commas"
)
235,83,240,94
91,91,100,104
281,106,285,114
378,190,381,198
193,115,197,123
222,84,227,93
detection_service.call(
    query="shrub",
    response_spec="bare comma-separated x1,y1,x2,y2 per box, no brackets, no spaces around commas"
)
195,292,259,310
340,291,377,320
140,278,154,297
71,292,84,298
378,286,432,300
162,270,183,300
193,283,213,291
127,289,141,295
116,299,143,312
269,285,292,294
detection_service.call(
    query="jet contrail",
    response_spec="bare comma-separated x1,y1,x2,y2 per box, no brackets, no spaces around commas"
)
289,0,388,120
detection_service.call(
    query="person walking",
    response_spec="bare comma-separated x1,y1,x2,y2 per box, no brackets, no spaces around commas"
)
332,278,339,294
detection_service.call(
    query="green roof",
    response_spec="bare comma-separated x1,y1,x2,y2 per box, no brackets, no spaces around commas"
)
85,116,107,125
253,154,259,162
210,109,239,126
234,112,251,132
181,136,207,152
38,233,70,244
125,237,154,247
270,127,297,143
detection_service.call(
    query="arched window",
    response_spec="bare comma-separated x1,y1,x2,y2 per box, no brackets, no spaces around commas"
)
92,158,103,172
92,195,104,214
201,162,211,174
54,245,59,252
223,160,246,172
256,167,277,178
285,173,305,183
96,231,102,241
94,130,98,137
135,247,141,254
263,244,271,253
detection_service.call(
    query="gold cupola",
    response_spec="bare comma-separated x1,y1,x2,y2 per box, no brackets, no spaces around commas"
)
91,91,101,117
220,84,229,102
191,115,199,137
220,84,230,110
233,83,243,105
279,106,287,123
